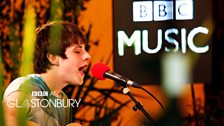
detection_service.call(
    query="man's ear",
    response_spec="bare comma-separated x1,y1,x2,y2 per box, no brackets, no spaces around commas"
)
47,53,59,66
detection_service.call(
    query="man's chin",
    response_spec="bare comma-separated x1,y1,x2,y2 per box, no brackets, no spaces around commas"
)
77,82,83,85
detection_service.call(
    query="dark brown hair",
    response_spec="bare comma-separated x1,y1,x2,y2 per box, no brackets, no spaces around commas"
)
33,21,87,73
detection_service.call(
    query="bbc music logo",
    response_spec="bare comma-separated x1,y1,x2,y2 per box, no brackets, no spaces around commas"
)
133,0,193,22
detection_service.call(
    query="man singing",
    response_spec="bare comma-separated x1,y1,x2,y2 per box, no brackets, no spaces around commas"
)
3,21,91,126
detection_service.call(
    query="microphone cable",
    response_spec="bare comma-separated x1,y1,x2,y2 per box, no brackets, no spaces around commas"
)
137,86,165,110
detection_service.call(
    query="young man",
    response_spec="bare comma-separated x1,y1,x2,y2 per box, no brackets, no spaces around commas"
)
3,21,91,126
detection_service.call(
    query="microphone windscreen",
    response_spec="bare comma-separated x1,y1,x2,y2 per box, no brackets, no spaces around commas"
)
91,63,110,80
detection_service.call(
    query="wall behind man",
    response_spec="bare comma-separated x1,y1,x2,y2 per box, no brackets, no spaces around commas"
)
78,0,205,125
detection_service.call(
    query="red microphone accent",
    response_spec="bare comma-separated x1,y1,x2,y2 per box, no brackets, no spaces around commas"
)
91,63,110,80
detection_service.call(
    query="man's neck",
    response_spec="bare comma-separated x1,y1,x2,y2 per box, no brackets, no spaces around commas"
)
38,71,67,97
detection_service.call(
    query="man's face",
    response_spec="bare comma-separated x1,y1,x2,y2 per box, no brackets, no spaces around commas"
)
58,43,91,85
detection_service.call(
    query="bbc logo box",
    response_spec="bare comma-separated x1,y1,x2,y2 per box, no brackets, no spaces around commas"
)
133,0,193,22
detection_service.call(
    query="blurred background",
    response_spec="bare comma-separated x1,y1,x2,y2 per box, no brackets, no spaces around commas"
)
0,0,224,126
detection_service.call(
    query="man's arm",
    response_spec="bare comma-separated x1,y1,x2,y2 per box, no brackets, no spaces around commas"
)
3,91,31,126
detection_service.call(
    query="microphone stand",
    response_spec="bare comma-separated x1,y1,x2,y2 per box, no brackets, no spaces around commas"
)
122,87,155,125
103,72,155,124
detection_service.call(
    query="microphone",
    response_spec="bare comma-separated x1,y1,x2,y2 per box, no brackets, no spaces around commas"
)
91,63,141,88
